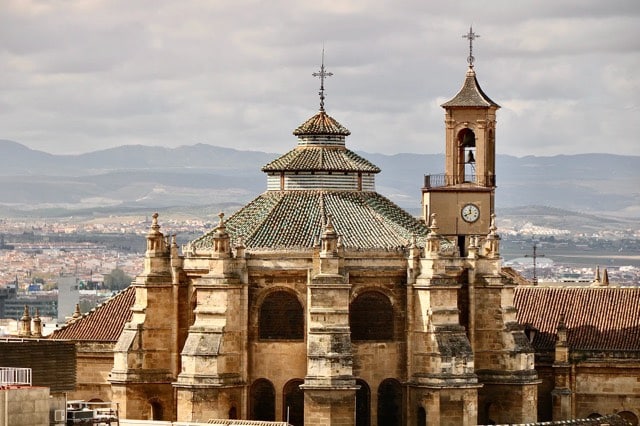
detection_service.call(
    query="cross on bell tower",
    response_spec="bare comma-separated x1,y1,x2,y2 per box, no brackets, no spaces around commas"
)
463,26,480,67
422,27,500,254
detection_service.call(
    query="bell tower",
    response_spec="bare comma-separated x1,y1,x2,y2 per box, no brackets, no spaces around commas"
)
422,27,499,254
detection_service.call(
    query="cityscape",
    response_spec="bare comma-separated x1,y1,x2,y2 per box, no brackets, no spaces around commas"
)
1,2,638,425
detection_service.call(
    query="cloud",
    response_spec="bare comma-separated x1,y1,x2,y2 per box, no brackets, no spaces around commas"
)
0,0,639,156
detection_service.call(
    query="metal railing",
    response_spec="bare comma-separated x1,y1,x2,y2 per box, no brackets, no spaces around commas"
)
423,174,496,188
0,367,32,387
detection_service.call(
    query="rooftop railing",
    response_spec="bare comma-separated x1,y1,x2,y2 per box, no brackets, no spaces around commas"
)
423,174,496,188
0,367,32,387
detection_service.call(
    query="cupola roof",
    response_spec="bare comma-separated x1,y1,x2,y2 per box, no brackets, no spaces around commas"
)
261,146,380,173
293,110,351,137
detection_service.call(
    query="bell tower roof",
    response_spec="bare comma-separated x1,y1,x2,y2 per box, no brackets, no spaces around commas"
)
442,26,500,109
441,66,500,108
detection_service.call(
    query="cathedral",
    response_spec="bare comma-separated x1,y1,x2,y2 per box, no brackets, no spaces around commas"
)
99,34,542,425
44,34,640,426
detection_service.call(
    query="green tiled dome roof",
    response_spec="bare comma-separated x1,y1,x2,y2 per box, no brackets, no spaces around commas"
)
293,111,351,136
191,190,428,250
262,147,380,173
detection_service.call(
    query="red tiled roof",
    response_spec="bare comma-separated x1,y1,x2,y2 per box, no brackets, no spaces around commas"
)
49,286,135,342
514,286,640,352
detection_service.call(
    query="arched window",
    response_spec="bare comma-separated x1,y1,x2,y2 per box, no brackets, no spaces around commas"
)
228,406,237,419
481,402,497,425
250,379,275,421
150,400,163,421
377,378,402,426
350,291,393,341
355,379,370,426
457,128,476,183
417,406,427,426
259,291,304,340
283,379,304,426
619,411,639,426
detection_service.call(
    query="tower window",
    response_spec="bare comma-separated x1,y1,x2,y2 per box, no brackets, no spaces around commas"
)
457,128,476,182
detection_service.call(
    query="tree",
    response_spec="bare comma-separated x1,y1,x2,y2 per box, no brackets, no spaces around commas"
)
103,268,132,291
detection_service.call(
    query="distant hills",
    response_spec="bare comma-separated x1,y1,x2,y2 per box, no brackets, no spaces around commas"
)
0,139,638,220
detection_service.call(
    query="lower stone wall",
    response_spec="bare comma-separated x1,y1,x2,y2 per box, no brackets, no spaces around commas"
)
176,386,243,422
0,386,49,426
112,382,175,421
303,388,356,426
71,342,116,402
479,382,537,424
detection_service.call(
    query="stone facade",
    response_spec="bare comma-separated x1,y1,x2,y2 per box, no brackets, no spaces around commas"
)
101,58,543,425
46,55,640,426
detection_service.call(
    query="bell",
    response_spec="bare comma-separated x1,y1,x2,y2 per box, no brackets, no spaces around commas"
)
466,150,475,164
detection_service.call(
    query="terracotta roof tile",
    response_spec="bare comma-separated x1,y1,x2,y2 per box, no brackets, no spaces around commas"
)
293,111,350,136
48,286,135,342
191,190,429,250
514,286,640,351
262,147,380,173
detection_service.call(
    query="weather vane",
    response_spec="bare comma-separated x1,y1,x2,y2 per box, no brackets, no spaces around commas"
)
312,47,333,111
462,26,480,67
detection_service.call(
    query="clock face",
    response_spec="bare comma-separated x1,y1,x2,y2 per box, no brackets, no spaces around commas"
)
461,203,480,223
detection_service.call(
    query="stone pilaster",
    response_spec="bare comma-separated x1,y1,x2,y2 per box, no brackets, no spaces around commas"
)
175,213,247,421
552,314,572,420
302,218,357,426
407,217,479,426
472,222,538,424
110,213,178,421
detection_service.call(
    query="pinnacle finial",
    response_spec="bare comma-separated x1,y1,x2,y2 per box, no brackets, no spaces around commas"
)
489,213,498,235
462,26,480,67
312,46,333,112
150,212,160,233
429,213,439,232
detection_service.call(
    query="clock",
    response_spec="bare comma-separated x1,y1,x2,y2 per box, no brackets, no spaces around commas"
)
461,203,480,223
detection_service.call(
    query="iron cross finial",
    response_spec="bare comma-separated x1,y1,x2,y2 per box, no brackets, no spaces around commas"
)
312,47,333,111
462,26,480,67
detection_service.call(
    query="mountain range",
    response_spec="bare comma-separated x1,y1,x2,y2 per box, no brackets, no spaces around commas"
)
0,139,638,220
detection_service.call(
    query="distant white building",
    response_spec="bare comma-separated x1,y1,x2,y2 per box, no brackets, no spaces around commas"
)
57,276,79,323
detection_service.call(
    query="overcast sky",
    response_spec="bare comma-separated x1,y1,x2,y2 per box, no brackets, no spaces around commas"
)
1,0,639,157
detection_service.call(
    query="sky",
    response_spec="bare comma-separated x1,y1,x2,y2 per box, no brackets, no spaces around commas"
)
1,0,639,157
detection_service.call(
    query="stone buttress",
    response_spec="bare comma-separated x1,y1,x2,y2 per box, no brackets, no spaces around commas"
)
110,213,188,420
407,214,480,426
301,216,358,425
175,213,248,421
